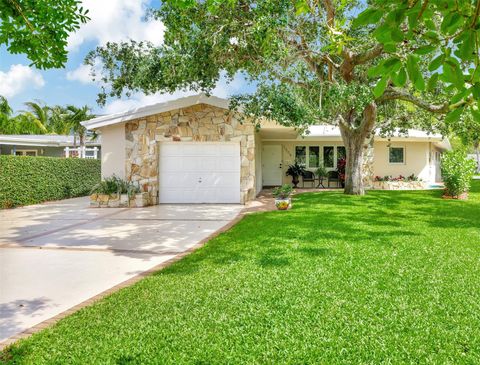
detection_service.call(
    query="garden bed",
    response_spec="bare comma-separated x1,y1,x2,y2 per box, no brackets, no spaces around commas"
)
90,192,153,208
372,180,426,190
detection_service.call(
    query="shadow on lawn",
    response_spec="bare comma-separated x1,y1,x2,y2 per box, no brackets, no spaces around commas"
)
161,181,480,276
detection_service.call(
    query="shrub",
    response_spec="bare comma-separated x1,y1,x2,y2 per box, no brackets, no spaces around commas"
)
441,150,476,197
272,184,294,199
90,175,140,196
0,155,101,208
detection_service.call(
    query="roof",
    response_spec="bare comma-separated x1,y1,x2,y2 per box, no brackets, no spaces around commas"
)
305,125,451,150
82,93,450,150
0,134,101,147
82,94,230,130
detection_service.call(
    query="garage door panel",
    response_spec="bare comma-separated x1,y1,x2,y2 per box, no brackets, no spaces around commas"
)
159,142,241,204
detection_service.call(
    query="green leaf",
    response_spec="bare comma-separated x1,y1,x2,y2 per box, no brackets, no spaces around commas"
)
406,55,425,91
414,45,437,55
383,57,402,73
373,76,388,98
427,73,439,91
383,43,397,53
472,83,480,99
444,107,464,123
393,67,407,87
390,28,404,42
294,0,310,15
353,8,383,27
441,12,464,35
457,30,475,61
428,54,444,72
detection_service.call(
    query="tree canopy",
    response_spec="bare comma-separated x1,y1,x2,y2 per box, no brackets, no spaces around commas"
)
0,0,89,69
0,96,95,146
86,0,480,194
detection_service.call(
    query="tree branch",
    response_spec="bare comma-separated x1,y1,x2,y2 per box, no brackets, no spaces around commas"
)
380,87,451,113
352,44,384,65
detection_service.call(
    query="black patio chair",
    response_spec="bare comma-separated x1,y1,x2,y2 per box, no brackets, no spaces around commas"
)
327,171,340,188
302,170,316,187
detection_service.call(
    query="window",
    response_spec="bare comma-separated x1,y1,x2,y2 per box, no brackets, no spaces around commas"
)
14,149,37,156
389,147,404,164
323,146,334,168
295,146,306,165
308,146,320,168
337,146,346,161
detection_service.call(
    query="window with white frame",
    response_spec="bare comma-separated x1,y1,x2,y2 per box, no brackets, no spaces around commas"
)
295,146,306,165
389,147,405,164
295,145,346,169
308,146,320,168
323,146,334,168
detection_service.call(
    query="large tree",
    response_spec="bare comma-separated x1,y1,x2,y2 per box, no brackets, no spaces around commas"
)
0,0,89,68
87,0,480,195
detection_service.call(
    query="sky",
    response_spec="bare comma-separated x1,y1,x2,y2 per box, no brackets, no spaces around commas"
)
0,0,253,115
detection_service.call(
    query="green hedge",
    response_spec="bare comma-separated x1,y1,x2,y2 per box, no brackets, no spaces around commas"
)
0,155,101,208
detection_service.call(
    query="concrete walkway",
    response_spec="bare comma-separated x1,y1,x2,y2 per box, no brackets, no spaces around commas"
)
0,197,243,346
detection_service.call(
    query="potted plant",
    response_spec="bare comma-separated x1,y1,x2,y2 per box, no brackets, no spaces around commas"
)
286,162,306,188
316,166,328,187
272,184,294,210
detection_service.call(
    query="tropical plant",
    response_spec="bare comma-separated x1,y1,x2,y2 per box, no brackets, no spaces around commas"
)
272,184,294,199
316,166,328,178
336,158,347,185
90,175,140,196
441,150,477,197
86,0,480,196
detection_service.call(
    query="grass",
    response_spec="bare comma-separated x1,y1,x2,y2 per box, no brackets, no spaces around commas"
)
3,182,480,364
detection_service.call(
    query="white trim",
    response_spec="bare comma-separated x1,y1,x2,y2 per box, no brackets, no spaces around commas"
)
82,94,230,130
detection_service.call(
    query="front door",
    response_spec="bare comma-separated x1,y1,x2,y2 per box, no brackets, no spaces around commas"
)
262,145,282,186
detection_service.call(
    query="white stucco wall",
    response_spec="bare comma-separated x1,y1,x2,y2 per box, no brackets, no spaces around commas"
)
373,141,434,182
99,123,125,179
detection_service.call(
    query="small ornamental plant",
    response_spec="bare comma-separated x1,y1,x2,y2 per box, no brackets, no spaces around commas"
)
441,150,476,199
337,157,346,186
272,184,294,210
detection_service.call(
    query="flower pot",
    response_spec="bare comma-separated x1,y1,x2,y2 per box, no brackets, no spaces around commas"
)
291,176,299,188
275,197,291,210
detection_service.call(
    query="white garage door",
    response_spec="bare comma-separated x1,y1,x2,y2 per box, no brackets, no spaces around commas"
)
159,142,241,203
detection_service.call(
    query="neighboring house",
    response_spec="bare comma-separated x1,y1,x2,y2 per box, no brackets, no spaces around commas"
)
468,154,480,172
82,94,450,204
0,135,101,159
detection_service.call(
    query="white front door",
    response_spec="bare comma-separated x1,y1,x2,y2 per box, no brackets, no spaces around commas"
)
262,145,282,186
159,142,241,203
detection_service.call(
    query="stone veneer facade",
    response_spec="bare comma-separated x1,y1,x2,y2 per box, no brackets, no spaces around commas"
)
124,104,256,204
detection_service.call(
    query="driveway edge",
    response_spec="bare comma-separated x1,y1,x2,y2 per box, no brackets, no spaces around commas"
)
0,207,253,351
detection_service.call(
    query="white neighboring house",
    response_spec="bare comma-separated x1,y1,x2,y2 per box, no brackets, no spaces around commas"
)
0,135,101,159
468,153,480,173
82,94,451,205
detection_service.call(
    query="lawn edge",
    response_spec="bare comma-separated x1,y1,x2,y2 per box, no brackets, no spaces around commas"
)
0,206,253,352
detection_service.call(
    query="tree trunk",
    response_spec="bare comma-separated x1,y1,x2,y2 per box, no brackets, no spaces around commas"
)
338,103,377,195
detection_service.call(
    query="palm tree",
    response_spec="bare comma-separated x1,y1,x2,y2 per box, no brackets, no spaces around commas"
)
21,101,50,134
0,96,14,134
65,105,95,149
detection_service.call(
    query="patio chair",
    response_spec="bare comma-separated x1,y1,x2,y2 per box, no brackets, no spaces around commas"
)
327,171,340,188
302,171,316,187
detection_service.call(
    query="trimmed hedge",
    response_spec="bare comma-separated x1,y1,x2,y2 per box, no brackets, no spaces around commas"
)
0,155,101,208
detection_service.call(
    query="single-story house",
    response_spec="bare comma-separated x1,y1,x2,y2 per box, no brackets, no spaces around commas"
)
0,135,101,159
82,94,450,204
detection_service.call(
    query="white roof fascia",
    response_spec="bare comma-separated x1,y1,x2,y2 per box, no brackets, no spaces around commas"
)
82,94,230,130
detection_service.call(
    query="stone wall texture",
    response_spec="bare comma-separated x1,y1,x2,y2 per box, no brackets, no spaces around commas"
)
124,104,256,204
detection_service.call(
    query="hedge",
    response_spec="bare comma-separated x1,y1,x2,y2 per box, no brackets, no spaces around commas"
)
0,155,101,208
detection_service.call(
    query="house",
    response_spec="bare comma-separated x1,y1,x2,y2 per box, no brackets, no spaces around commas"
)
82,94,451,204
0,134,101,159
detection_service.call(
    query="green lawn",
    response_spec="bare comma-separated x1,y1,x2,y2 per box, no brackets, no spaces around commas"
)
3,182,480,364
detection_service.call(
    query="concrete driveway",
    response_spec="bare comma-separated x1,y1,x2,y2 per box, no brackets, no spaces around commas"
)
0,197,243,345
